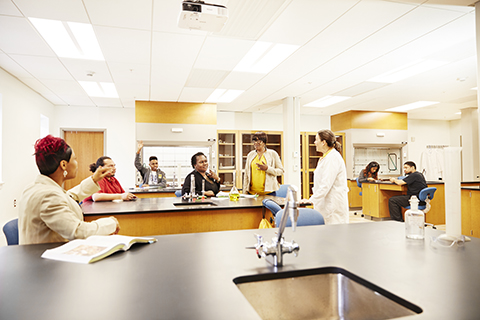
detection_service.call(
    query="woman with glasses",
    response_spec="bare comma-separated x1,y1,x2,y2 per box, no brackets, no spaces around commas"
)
359,161,380,183
243,131,284,195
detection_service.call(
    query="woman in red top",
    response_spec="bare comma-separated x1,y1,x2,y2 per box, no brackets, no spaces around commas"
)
86,156,136,202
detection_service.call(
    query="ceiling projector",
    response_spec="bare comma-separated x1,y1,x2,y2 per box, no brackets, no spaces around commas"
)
178,1,228,32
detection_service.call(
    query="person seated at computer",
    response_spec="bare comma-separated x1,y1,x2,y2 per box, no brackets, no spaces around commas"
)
18,135,120,245
85,156,136,202
388,161,427,222
181,152,220,197
135,141,167,188
358,161,380,183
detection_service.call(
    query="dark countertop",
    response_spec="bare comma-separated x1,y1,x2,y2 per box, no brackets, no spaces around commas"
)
129,186,181,194
82,195,283,216
1,222,479,319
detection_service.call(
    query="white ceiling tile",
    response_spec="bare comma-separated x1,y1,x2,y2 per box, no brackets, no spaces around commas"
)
218,72,265,90
84,0,152,30
60,58,113,82
18,77,56,95
59,95,96,107
185,69,228,88
114,82,150,99
13,0,89,22
95,26,151,64
10,55,74,80
0,53,33,78
120,97,135,108
0,0,23,16
259,0,359,45
178,87,215,102
150,32,205,101
90,97,123,107
194,37,254,70
40,79,85,95
42,93,68,105
0,15,55,56
108,62,150,85
216,0,290,40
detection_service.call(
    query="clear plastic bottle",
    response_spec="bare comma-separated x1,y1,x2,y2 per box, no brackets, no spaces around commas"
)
405,195,424,240
190,174,196,197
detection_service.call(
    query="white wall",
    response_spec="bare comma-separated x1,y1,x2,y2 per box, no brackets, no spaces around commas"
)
0,68,55,247
217,111,330,132
53,106,136,188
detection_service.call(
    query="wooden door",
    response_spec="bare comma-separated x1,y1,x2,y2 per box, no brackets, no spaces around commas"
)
64,131,104,190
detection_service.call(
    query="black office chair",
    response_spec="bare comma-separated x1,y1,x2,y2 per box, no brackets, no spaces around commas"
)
355,177,364,217
3,218,19,245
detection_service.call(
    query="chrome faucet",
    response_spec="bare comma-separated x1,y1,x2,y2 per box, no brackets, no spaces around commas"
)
252,185,300,266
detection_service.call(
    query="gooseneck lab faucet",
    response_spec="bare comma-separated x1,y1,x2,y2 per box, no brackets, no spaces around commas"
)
252,185,300,266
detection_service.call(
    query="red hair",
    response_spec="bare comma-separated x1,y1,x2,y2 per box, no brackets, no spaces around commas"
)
34,135,72,176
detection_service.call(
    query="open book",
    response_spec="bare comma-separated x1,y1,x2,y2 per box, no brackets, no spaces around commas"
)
41,235,157,264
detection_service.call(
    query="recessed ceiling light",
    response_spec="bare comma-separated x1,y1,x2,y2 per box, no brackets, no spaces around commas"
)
206,89,244,103
304,96,351,108
233,41,299,74
455,112,462,115
386,101,439,112
79,81,118,98
29,17,104,60
368,60,447,83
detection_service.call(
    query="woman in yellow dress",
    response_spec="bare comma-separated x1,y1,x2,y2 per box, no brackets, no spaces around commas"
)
243,132,284,195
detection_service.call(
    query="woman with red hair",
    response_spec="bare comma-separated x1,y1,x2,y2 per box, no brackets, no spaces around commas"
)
18,135,120,245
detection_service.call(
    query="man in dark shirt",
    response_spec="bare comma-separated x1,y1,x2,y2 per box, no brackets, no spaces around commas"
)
388,161,428,222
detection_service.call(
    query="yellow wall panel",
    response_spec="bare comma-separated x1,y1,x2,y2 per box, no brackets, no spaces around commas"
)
135,101,217,125
331,111,407,131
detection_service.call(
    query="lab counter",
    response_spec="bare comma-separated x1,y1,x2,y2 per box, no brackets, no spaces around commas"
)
82,196,281,236
1,222,479,319
361,181,445,225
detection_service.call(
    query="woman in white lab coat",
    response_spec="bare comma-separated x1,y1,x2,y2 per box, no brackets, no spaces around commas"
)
308,129,349,224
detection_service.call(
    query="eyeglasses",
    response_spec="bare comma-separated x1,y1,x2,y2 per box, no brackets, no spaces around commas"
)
252,139,263,144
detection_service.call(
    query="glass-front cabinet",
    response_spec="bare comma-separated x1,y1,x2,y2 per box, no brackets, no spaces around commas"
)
300,132,345,198
217,131,237,188
217,130,283,191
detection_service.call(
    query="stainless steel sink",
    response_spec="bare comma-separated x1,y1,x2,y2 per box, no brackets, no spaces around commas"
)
233,267,422,320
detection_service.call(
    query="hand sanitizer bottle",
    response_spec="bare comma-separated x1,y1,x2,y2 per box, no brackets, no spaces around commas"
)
405,195,424,240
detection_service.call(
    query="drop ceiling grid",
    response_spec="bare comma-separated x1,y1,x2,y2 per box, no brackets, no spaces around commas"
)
0,15,55,56
9,55,74,80
40,79,86,96
60,58,113,82
0,53,32,78
95,26,151,64
150,32,205,101
84,0,153,30
0,0,22,16
178,87,215,102
193,36,254,71
108,61,151,85
13,0,89,22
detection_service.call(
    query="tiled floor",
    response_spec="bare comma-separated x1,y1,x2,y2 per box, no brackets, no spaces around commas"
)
348,209,446,231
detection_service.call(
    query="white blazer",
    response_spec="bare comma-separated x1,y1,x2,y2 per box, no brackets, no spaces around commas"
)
19,174,117,244
309,149,349,224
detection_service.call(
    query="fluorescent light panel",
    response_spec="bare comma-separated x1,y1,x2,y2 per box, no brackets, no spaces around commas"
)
386,101,438,112
79,81,118,98
206,89,244,103
369,60,447,83
29,17,104,60
304,95,351,108
233,41,299,74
